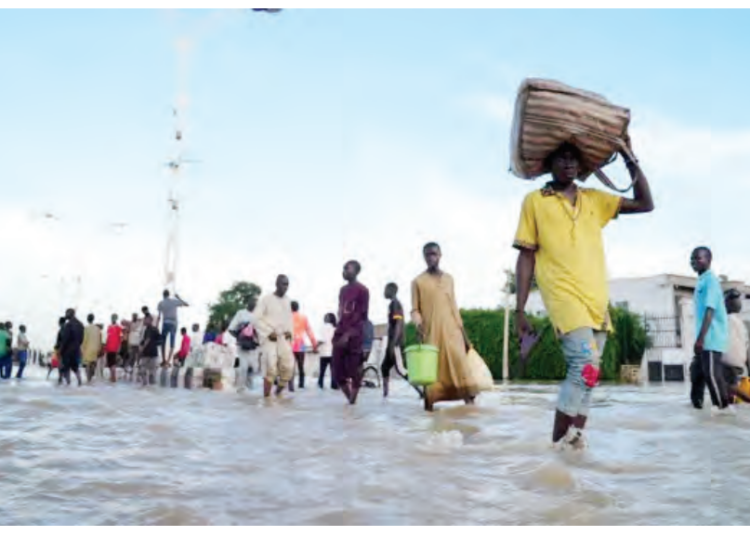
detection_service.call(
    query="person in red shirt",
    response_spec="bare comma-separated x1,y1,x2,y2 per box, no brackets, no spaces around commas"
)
105,314,123,383
176,327,191,366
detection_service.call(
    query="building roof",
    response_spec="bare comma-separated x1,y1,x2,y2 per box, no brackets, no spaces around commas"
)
611,274,750,296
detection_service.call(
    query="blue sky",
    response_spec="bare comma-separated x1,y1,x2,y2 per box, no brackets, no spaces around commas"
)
1,9,748,347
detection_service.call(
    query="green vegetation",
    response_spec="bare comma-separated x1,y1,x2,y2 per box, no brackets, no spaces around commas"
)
405,306,648,381
207,281,262,330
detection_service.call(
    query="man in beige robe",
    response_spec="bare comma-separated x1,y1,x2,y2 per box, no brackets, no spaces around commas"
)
253,275,295,397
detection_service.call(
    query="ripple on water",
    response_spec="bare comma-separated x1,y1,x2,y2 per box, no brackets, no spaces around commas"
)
0,367,746,524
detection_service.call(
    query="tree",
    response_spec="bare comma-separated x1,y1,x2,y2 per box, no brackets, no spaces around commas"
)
207,281,262,329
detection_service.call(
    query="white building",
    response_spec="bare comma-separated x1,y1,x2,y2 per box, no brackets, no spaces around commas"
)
524,274,750,381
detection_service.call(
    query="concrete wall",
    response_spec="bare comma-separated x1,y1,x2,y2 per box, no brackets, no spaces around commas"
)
609,276,678,317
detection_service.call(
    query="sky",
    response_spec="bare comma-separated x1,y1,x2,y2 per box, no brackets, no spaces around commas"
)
1,9,749,348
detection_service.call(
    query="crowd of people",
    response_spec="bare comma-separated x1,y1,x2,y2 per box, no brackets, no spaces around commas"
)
3,138,749,451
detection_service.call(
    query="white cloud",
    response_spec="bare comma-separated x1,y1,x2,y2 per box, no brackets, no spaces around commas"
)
6,88,750,352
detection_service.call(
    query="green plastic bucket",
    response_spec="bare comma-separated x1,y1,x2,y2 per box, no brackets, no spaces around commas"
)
405,344,439,386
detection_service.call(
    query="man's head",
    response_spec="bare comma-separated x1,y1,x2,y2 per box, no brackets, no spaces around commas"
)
163,289,170,299
275,275,290,297
111,313,118,324
291,301,300,313
324,313,337,326
725,289,743,314
5,321,12,330
132,313,138,322
87,313,95,324
144,315,153,327
423,242,442,272
546,142,583,185
384,282,398,300
343,260,361,283
246,296,258,312
65,308,75,320
19,325,26,334
192,323,200,333
58,317,66,327
690,246,712,275
181,327,187,335
141,306,149,316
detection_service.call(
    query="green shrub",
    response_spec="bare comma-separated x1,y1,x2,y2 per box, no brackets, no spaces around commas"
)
403,305,647,382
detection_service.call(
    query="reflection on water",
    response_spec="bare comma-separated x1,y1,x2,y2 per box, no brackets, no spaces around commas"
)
1,366,749,525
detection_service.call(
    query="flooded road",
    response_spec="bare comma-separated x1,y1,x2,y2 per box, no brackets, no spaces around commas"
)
1,366,748,525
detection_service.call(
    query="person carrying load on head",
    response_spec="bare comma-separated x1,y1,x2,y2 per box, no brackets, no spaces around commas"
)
513,136,654,450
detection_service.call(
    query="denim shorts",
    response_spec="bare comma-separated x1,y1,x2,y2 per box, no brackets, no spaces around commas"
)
162,322,178,349
557,327,607,417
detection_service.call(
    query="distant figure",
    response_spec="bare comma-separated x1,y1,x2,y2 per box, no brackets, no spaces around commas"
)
412,243,476,412
317,313,338,390
191,323,203,352
362,319,374,363
332,260,370,405
105,314,123,383
51,317,66,381
229,297,260,393
689,247,730,412
81,314,103,384
0,322,12,380
59,308,84,387
203,324,218,344
139,315,161,387
127,313,144,379
253,275,294,398
175,327,191,366
15,325,30,379
382,282,407,398
215,324,227,346
47,350,59,380
157,289,189,367
723,289,750,404
291,301,317,390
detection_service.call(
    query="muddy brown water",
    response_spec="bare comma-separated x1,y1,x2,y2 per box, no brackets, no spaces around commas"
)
1,366,748,525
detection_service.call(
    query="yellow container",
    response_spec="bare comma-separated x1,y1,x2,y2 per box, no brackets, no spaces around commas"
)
737,377,750,404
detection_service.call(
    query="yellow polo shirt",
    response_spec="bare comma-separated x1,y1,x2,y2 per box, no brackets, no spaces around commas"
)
513,185,622,335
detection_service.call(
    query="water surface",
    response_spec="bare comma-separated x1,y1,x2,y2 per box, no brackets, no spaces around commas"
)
1,366,747,525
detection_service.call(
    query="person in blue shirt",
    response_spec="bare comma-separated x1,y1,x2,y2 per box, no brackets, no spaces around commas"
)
689,246,730,411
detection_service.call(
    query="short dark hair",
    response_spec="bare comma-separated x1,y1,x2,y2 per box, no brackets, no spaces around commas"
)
423,242,440,253
324,313,337,327
725,288,741,300
345,260,361,274
291,301,300,312
544,141,583,171
181,327,187,334
87,313,95,322
386,282,398,292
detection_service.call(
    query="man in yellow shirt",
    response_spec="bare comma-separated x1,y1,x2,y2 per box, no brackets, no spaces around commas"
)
514,139,654,449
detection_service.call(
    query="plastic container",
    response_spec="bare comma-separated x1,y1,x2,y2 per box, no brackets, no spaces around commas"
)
737,376,750,403
405,344,439,386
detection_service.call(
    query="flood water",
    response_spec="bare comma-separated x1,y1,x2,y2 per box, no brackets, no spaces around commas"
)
1,365,748,525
